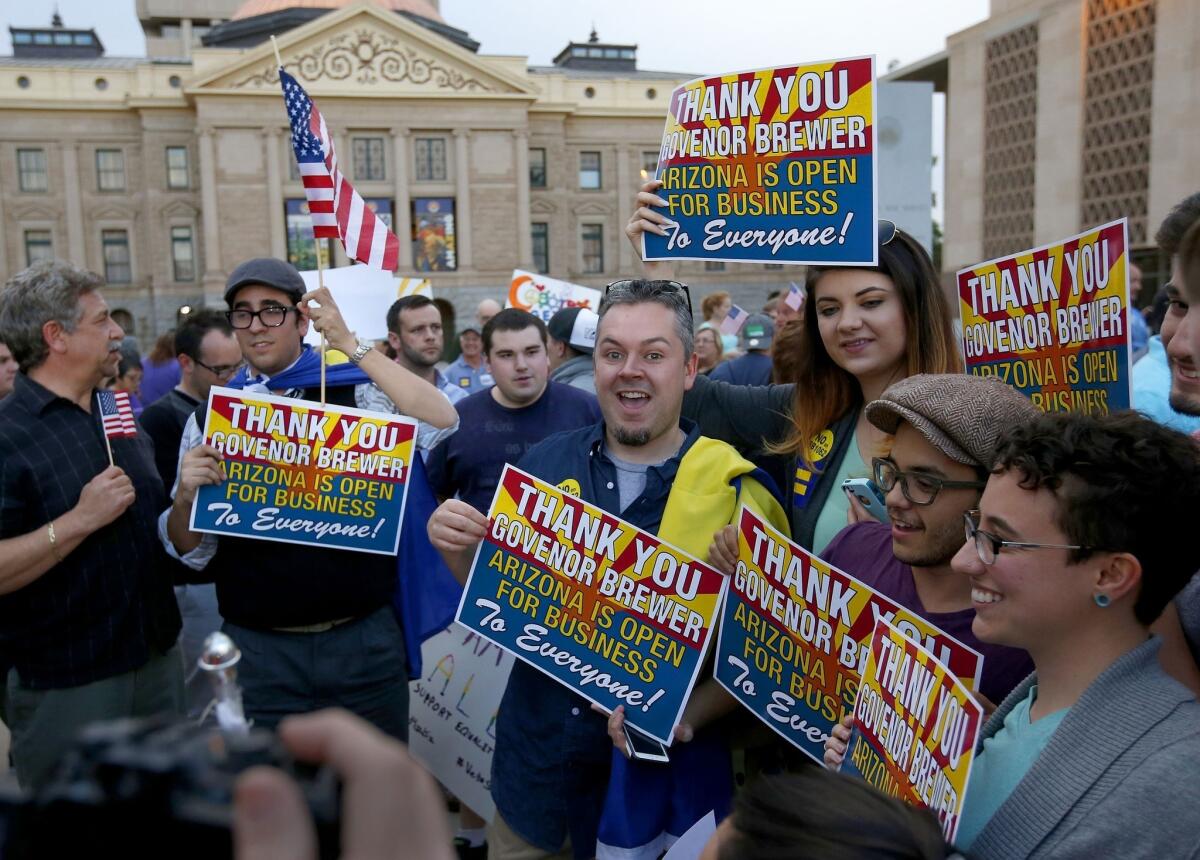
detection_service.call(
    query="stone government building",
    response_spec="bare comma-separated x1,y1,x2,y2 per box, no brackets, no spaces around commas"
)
0,0,793,341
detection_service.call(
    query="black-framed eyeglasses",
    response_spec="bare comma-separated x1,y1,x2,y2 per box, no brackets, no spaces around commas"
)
963,510,1092,566
225,306,297,330
878,219,898,247
193,357,245,380
872,457,986,506
604,279,693,318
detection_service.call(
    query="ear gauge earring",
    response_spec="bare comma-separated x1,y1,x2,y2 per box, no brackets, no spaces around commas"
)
1093,593,1111,608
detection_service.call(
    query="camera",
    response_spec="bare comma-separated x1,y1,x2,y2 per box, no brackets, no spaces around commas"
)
0,716,341,859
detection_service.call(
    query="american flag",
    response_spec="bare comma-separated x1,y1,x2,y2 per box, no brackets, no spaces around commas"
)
784,282,807,311
280,68,400,271
719,304,747,336
97,391,137,439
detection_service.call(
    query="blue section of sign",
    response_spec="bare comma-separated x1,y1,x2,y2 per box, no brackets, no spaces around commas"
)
192,467,405,554
965,342,1130,412
713,593,840,764
457,541,697,744
643,155,875,265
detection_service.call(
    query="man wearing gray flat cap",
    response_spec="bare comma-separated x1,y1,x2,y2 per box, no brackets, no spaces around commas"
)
823,373,1038,706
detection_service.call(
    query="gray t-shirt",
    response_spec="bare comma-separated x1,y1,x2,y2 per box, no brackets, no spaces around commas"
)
608,450,666,513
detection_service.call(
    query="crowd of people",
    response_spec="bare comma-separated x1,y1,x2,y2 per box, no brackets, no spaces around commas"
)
0,182,1198,860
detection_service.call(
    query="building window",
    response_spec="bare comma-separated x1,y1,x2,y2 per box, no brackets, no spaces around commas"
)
414,137,447,182
353,136,386,181
529,147,547,188
579,151,601,190
581,224,604,274
102,229,132,283
17,148,48,192
24,230,53,266
96,149,125,191
285,199,332,270
171,226,195,281
705,261,726,272
532,223,549,274
640,151,659,181
166,146,189,189
412,198,456,271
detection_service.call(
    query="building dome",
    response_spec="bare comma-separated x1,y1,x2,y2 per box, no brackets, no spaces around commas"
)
231,0,445,24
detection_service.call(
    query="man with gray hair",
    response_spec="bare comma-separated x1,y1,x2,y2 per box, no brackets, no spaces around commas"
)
428,279,786,860
0,260,183,790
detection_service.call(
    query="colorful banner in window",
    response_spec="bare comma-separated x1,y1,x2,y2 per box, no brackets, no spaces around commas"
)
413,197,456,272
642,57,877,266
285,199,332,271
957,218,1131,414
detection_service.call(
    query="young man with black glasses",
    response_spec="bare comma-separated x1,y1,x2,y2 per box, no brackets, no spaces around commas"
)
821,373,1037,706
159,257,457,740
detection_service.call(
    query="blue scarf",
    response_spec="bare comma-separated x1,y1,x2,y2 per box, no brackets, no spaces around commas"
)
227,345,461,678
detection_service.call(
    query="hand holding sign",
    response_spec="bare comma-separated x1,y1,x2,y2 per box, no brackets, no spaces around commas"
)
174,444,226,509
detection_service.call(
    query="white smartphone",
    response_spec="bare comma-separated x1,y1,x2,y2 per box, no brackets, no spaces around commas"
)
622,723,670,763
842,477,888,522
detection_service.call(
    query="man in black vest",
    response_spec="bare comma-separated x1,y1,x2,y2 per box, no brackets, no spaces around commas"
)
160,258,457,738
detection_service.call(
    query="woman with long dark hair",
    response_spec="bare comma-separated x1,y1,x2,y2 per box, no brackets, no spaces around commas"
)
627,180,962,551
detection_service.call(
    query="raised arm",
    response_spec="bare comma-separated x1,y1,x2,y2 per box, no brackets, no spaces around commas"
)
303,287,457,429
625,178,679,281
682,374,795,453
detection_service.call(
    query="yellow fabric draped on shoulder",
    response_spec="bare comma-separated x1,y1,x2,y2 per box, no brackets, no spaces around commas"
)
658,436,789,561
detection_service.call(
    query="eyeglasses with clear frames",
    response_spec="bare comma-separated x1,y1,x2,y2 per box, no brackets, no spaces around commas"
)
963,510,1093,565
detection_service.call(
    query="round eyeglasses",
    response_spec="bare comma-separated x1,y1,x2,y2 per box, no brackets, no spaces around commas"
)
225,306,297,329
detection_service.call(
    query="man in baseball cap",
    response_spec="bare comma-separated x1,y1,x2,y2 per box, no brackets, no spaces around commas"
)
444,324,492,395
710,312,774,386
823,373,1039,707
546,306,598,394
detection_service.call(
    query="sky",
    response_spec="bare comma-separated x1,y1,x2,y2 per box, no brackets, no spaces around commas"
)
2,0,990,222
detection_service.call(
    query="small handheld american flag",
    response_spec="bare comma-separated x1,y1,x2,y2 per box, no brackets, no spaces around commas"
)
279,68,400,271
784,282,807,311
719,305,748,336
97,391,137,439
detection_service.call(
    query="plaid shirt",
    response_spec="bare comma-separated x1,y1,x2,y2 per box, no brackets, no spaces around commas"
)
0,374,181,689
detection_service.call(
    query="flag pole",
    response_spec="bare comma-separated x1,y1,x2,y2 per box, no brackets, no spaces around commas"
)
274,35,327,406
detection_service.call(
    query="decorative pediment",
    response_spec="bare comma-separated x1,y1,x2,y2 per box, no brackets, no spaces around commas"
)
159,200,200,220
10,203,58,222
529,198,557,215
91,204,138,222
571,201,612,217
189,2,534,98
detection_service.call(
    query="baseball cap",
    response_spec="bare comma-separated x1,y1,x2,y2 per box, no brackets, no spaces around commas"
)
459,325,481,336
740,313,775,351
224,258,307,306
865,374,1039,468
547,307,598,355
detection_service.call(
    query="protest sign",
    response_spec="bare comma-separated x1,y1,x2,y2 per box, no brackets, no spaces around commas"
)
842,619,984,843
456,465,726,743
714,507,982,763
191,387,416,554
642,57,877,266
957,219,1131,414
408,624,513,820
300,265,431,346
507,270,603,324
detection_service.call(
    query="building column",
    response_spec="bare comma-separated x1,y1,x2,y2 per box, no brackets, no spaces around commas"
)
198,128,224,303
453,128,473,270
513,130,532,268
263,128,286,259
616,144,633,274
61,143,86,266
391,126,413,270
331,130,350,267
180,18,193,59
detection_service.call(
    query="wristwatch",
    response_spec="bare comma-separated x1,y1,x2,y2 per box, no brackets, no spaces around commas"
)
348,339,373,365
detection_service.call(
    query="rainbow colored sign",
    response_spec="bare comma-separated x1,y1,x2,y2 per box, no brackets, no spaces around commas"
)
191,388,416,554
457,465,726,744
842,619,984,843
958,219,1131,414
642,57,877,266
714,507,983,763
